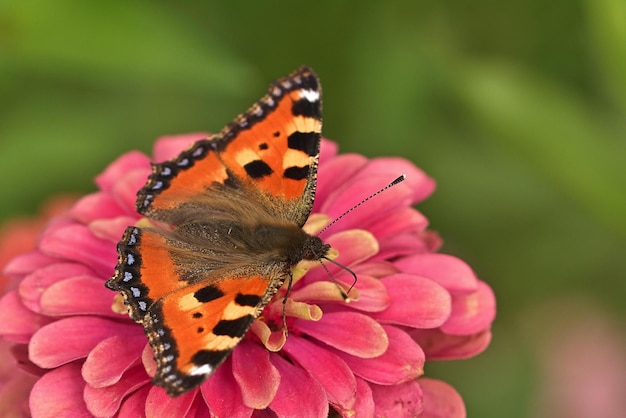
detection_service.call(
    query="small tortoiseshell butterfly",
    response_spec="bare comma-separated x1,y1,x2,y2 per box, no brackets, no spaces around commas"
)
106,67,330,396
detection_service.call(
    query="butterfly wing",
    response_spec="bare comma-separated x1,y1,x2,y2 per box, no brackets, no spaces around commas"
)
146,272,281,396
107,67,323,396
107,226,287,396
137,66,322,227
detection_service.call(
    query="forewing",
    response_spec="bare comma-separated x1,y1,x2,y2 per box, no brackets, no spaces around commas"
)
136,66,322,226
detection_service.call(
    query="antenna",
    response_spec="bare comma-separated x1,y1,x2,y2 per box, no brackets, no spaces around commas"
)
321,256,357,299
319,174,406,236
317,174,407,301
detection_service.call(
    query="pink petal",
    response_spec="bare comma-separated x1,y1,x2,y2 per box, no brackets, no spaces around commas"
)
29,317,138,368
145,386,198,418
409,328,492,360
419,378,466,418
38,224,117,278
19,262,95,313
371,379,423,418
0,368,36,418
0,290,50,343
30,363,91,418
3,251,58,279
183,397,207,418
231,340,280,409
70,193,125,223
289,281,355,304
294,311,388,358
10,342,45,376
331,155,433,213
395,254,479,293
268,354,328,418
353,261,399,278
313,153,368,213
320,176,416,234
283,335,357,410
95,151,150,192
374,232,433,261
39,225,117,277
370,274,451,329
84,365,150,417
340,274,390,313
39,276,119,317
346,377,375,418
117,386,150,418
82,334,146,387
319,138,339,164
422,230,443,252
152,134,208,162
249,321,286,352
141,343,156,377
334,325,424,385
441,281,496,335
112,169,152,215
364,157,435,204
327,229,380,269
40,214,76,236
366,207,429,239
202,357,253,418
89,216,137,242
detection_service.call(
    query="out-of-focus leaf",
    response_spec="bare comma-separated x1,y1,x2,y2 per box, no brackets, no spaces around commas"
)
0,0,258,219
455,64,626,235
587,0,626,115
2,0,252,92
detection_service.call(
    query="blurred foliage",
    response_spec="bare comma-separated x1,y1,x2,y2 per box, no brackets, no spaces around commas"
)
1,1,625,417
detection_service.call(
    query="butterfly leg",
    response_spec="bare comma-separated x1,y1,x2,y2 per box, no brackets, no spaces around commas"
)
281,271,295,337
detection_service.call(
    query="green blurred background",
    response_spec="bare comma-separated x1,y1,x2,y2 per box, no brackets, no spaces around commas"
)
1,1,625,417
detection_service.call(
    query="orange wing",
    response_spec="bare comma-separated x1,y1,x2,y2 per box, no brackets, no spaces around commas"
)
107,67,325,397
106,226,286,396
146,274,280,396
137,66,322,227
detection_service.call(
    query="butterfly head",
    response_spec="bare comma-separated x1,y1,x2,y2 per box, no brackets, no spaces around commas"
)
300,235,331,262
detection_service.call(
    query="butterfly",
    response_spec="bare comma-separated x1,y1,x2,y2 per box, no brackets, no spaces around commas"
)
105,67,331,396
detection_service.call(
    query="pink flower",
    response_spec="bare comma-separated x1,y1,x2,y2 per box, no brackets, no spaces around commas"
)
0,197,75,418
0,135,496,417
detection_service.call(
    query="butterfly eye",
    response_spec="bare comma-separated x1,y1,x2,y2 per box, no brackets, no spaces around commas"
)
300,236,328,261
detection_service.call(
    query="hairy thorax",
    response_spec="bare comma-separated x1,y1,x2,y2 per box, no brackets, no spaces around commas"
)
173,220,330,269
248,223,329,265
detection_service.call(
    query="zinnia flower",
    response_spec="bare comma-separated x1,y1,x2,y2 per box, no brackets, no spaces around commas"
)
0,197,74,418
0,134,495,417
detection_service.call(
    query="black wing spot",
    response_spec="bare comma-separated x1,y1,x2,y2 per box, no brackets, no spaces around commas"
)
244,160,273,179
212,315,254,338
259,142,269,150
273,131,280,137
292,99,321,119
284,165,309,180
191,349,231,367
192,312,203,319
235,293,262,307
287,132,319,156
194,285,224,303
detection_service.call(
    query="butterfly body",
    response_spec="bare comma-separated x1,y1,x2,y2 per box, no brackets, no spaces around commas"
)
106,67,327,396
